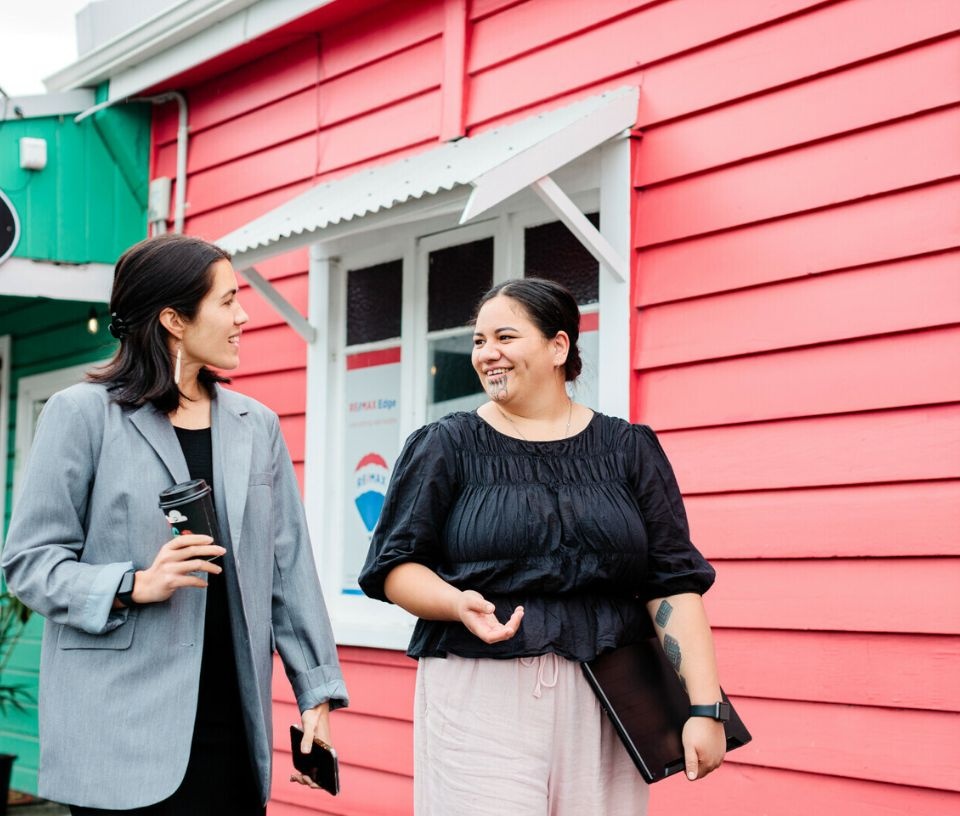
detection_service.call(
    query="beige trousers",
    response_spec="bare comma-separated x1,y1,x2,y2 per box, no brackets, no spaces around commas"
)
414,654,650,816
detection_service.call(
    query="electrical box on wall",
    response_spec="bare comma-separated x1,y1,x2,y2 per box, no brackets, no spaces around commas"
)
19,137,47,170
148,176,172,224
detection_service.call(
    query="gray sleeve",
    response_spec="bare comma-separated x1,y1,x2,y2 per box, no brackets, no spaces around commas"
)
1,391,133,635
268,414,349,713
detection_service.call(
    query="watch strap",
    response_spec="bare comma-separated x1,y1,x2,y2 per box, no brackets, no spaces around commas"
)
689,702,730,722
116,569,139,608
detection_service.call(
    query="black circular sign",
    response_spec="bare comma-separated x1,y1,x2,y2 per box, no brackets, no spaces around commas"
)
0,188,21,265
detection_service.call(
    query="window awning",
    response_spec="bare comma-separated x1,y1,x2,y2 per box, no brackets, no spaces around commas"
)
217,86,638,342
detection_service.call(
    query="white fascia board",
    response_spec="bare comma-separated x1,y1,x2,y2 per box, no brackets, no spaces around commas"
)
45,0,258,91
0,258,114,302
1,90,96,120
45,0,336,96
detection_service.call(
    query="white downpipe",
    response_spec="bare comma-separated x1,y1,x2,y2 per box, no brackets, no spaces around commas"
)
166,91,188,234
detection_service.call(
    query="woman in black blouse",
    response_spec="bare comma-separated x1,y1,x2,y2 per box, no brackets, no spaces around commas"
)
360,278,726,815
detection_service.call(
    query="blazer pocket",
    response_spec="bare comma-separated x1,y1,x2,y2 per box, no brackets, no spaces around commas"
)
57,614,137,651
249,471,273,487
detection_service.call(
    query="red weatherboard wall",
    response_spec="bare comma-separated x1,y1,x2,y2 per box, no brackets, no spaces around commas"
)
148,1,960,813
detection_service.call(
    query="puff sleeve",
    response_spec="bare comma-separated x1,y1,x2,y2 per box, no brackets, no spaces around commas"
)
632,425,715,600
358,421,460,602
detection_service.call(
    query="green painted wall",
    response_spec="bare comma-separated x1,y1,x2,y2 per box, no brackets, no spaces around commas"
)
0,98,150,264
0,296,119,794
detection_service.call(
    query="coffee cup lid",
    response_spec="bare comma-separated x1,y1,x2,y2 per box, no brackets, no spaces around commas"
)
158,478,211,509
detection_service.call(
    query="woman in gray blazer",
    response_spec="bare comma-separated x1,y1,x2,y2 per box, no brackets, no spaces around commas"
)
2,234,348,814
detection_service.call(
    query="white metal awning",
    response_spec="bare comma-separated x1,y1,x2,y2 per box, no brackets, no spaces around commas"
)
217,86,638,342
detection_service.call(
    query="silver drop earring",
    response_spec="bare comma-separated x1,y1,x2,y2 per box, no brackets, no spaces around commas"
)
174,343,182,386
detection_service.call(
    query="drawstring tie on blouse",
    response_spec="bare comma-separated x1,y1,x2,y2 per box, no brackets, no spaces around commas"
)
520,653,559,699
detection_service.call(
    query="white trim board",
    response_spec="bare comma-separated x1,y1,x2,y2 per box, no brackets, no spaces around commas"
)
0,258,114,302
1,90,96,120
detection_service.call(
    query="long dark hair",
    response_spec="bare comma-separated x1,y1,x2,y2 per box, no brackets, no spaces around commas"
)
88,233,231,413
474,277,583,381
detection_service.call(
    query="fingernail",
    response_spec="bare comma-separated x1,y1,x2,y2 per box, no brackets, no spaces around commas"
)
687,772,697,780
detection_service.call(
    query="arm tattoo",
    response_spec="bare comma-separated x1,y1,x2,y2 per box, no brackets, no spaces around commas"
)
664,634,682,673
655,600,673,628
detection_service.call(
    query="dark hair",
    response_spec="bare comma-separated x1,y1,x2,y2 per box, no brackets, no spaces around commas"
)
474,277,583,381
88,233,232,412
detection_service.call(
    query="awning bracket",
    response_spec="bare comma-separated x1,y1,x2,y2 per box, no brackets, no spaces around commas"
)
530,175,627,283
239,265,316,344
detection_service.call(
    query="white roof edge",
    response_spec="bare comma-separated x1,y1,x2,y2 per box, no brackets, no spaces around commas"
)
45,0,337,95
1,90,97,120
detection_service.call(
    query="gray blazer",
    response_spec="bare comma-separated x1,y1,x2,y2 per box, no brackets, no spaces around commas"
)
2,381,348,809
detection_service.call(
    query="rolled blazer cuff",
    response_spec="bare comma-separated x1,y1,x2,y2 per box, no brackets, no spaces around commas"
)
67,561,135,635
292,665,350,713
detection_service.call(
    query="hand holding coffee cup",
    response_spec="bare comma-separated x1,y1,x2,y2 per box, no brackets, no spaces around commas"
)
115,479,226,606
131,533,225,604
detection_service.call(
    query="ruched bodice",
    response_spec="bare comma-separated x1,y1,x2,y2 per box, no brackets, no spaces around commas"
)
359,411,714,662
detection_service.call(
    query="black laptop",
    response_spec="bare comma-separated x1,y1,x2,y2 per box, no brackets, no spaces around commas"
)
582,638,752,783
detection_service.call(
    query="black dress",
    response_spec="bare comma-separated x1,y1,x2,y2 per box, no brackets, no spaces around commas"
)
72,427,263,816
359,411,715,661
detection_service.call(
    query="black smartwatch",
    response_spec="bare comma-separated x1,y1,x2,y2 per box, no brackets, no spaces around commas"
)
689,702,730,723
116,569,139,608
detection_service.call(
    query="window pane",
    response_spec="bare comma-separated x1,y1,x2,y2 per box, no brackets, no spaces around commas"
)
523,212,599,305
428,237,494,331
346,259,402,345
427,333,485,422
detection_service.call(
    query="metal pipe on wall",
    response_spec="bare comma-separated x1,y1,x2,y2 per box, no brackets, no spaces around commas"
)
75,91,189,233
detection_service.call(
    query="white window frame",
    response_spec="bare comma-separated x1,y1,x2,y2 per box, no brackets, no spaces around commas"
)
306,241,417,648
414,218,501,429
306,138,631,648
11,362,108,504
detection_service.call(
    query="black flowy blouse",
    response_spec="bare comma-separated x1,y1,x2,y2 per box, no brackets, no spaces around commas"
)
358,411,715,662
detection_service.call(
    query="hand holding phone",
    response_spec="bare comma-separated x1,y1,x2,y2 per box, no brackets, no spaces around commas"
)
290,724,340,795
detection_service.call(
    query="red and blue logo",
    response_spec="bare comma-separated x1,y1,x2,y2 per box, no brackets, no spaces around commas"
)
354,452,389,533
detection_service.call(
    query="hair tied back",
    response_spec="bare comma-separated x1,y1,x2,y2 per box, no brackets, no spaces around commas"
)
108,313,129,339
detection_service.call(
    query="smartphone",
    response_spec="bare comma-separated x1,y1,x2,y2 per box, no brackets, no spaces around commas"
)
290,724,340,795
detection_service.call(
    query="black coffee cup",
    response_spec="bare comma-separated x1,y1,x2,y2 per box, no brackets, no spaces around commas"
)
158,479,220,559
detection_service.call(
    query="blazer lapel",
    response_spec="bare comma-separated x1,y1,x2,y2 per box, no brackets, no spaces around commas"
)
211,389,252,556
129,403,190,484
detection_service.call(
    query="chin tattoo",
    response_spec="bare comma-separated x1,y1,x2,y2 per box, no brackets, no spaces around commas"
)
488,380,508,401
